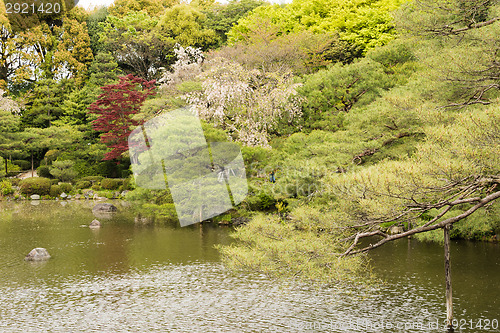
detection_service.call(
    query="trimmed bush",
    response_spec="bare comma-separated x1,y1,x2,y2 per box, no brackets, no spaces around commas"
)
91,184,100,191
79,176,103,184
44,150,60,164
13,160,31,170
19,177,51,196
76,180,92,189
101,178,122,190
51,179,60,185
50,160,77,182
9,178,20,186
59,183,73,193
37,165,52,178
49,185,62,197
122,178,133,191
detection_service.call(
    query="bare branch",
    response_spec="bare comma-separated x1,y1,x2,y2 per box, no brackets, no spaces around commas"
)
342,190,500,256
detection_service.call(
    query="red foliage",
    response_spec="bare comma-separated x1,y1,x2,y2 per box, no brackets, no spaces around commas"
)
89,74,156,160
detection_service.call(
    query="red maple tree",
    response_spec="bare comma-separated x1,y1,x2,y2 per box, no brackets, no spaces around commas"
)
89,74,156,160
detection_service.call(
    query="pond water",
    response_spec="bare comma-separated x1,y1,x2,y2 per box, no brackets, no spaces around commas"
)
0,201,498,332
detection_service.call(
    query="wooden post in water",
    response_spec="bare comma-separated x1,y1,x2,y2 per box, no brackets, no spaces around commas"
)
444,225,453,330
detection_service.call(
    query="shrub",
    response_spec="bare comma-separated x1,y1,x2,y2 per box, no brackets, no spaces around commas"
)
51,179,60,185
5,161,20,174
122,178,132,190
49,160,77,182
101,178,122,190
246,192,277,211
37,165,52,178
49,185,62,197
59,183,73,193
0,179,14,195
79,176,103,184
9,178,20,186
76,180,92,189
44,150,60,164
91,184,101,191
13,160,31,170
19,177,51,196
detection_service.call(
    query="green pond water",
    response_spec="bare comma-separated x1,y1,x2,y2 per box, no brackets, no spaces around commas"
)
0,201,498,332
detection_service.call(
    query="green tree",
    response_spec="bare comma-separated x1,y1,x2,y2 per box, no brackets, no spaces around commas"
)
86,6,109,55
228,0,405,53
298,58,394,131
49,160,77,182
22,79,75,128
395,0,500,107
0,90,23,174
157,4,218,50
0,21,30,89
21,126,83,176
218,1,500,329
17,15,93,83
56,53,122,127
108,0,179,18
100,12,175,80
203,0,265,45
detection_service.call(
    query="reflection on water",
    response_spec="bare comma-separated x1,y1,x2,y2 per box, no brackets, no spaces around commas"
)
0,201,498,332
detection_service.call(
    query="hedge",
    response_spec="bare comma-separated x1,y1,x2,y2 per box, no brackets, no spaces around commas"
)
59,183,73,193
37,165,52,178
19,177,51,196
13,160,31,170
49,185,62,197
101,178,123,190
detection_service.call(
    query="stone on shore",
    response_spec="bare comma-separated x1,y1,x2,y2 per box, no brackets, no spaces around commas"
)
30,194,40,200
25,248,51,261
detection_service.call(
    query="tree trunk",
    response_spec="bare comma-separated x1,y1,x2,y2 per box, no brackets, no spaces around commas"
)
444,225,454,330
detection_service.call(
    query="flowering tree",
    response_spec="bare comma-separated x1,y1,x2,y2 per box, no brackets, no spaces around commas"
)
182,57,303,146
159,44,204,88
89,74,156,160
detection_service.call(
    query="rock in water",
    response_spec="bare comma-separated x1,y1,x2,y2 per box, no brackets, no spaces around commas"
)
389,225,404,235
92,203,118,213
25,248,51,261
89,219,101,229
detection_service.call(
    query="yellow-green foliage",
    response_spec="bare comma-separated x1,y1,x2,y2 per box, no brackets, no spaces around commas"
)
218,212,373,285
19,177,51,196
0,179,14,196
228,0,405,51
100,178,122,190
49,185,62,197
219,0,500,285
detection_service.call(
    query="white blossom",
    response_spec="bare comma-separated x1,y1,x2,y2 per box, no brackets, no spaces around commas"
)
182,57,303,147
